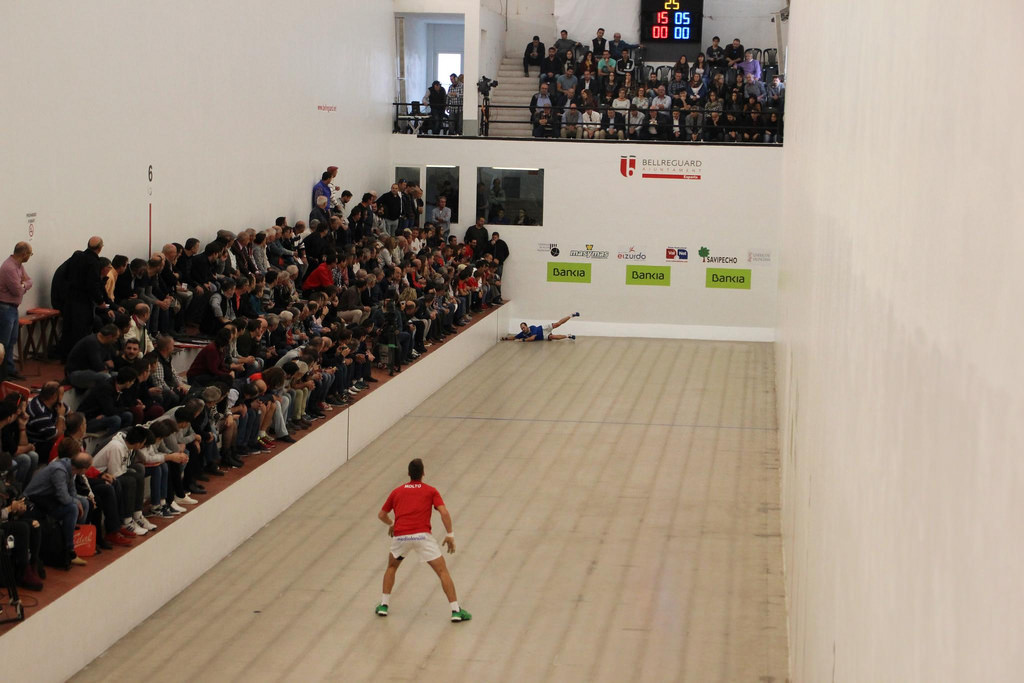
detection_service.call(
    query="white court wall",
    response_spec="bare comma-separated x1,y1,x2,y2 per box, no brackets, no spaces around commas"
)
391,137,782,340
777,0,1024,681
0,0,395,309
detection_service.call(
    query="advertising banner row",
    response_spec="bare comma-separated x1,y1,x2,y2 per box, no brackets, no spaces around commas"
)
541,244,771,290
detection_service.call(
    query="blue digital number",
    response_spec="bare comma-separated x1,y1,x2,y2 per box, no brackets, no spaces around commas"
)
674,26,691,39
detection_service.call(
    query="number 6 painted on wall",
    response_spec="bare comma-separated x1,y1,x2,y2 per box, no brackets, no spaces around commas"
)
148,165,153,182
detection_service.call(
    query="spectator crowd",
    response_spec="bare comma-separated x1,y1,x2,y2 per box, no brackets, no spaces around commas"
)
0,168,510,596
522,29,785,142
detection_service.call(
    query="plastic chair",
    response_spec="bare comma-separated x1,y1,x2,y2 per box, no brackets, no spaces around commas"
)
749,48,762,63
656,65,674,83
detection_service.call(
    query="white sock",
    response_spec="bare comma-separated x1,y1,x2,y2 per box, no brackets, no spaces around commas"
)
450,601,460,612
381,594,390,606
123,517,133,526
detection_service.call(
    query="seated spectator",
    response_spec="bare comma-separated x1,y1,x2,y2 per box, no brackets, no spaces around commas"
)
650,85,673,137
66,323,119,390
23,449,94,568
1,395,38,489
709,72,728,101
668,107,686,140
685,105,704,142
737,50,762,81
187,327,235,386
704,110,726,142
597,50,616,90
112,337,143,371
303,253,339,293
707,36,727,72
668,70,688,108
744,107,765,142
744,73,767,104
532,104,557,138
555,66,578,97
561,102,582,138
624,106,645,140
766,75,785,110
686,73,708,107
578,68,599,97
202,277,237,334
765,110,783,143
724,38,745,70
581,104,603,139
78,367,138,437
616,49,636,87
705,90,723,112
691,53,709,83
523,35,545,76
138,419,188,518
608,33,638,60
0,455,45,590
92,425,154,535
26,381,68,460
724,111,742,142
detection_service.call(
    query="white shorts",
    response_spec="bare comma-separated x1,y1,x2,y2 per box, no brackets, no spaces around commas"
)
390,533,442,562
542,324,553,339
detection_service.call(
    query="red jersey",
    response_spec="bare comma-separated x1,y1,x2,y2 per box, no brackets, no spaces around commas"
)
382,481,444,536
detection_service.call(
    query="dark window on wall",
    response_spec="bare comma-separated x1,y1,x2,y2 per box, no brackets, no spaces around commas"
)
425,165,459,228
477,168,544,226
395,166,421,187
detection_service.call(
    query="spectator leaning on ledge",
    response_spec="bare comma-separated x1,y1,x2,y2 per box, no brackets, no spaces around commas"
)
0,241,34,380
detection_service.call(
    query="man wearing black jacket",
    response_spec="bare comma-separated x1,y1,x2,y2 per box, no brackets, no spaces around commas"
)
464,217,489,258
591,28,607,57
489,232,510,273
379,184,404,236
59,236,108,359
78,367,138,436
523,35,545,76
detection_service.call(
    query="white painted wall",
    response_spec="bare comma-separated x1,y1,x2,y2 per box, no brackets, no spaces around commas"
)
704,0,781,52
391,137,782,339
401,15,430,104
0,0,395,310
479,7,507,85
777,0,1024,681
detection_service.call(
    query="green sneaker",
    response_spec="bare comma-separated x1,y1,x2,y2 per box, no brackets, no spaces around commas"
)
451,608,472,622
375,604,388,617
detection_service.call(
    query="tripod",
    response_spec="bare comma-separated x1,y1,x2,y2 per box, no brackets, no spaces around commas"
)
480,95,491,137
0,533,25,624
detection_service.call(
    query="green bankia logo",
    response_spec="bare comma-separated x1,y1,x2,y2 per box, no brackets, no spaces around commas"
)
626,265,670,286
705,268,751,289
547,262,591,283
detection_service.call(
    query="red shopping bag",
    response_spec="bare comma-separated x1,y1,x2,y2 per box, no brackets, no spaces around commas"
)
74,524,97,557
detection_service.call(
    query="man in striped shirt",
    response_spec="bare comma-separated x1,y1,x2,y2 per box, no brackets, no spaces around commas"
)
446,73,463,135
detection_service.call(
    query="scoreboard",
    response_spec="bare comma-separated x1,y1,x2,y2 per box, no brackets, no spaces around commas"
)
640,0,704,46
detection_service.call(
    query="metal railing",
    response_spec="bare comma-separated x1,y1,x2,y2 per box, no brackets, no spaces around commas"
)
392,101,784,144
480,103,783,143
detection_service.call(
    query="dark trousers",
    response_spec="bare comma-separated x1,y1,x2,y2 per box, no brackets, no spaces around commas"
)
184,442,203,486
87,478,121,535
116,466,145,517
28,499,79,552
87,412,133,436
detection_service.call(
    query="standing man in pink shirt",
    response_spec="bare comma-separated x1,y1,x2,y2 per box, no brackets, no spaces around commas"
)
0,242,33,380
376,458,471,622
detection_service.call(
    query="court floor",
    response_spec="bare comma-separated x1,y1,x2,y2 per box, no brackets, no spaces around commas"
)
72,337,788,683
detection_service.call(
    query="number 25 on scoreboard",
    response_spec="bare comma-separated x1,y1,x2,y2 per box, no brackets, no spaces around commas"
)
664,0,679,8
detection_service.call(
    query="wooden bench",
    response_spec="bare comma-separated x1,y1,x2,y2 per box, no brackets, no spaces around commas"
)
17,307,61,369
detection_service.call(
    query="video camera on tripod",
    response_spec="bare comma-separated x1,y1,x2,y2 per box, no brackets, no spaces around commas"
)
477,76,498,97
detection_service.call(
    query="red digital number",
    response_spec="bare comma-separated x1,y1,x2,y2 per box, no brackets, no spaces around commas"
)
652,25,668,39
656,11,668,24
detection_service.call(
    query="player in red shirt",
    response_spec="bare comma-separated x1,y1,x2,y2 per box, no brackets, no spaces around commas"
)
375,458,471,622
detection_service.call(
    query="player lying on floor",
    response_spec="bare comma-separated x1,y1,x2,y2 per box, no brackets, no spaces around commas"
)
501,312,580,342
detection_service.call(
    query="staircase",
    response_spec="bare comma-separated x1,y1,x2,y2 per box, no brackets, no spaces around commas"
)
486,56,538,138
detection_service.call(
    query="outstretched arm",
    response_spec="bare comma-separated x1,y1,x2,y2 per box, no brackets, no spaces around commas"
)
437,504,456,552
